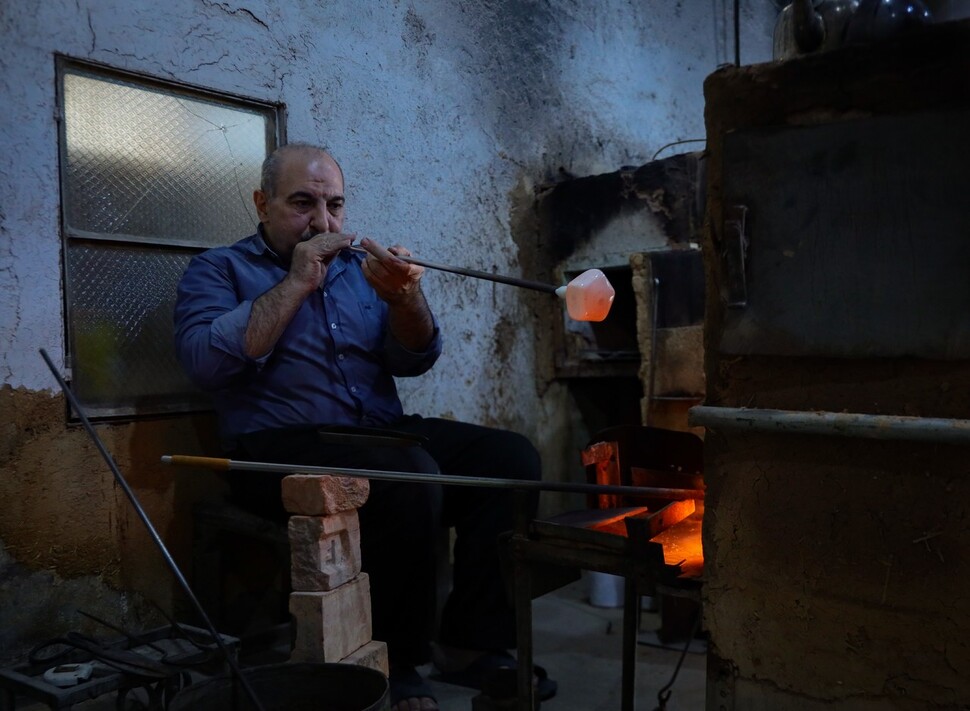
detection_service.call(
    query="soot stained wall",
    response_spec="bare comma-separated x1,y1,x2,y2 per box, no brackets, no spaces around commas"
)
0,0,773,660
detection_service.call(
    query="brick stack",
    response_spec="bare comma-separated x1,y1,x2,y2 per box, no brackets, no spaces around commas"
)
281,474,388,675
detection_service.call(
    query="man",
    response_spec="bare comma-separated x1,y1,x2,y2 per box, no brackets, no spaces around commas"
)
174,143,555,711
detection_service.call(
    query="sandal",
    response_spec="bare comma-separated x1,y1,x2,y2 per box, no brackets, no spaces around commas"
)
432,651,557,701
388,666,439,710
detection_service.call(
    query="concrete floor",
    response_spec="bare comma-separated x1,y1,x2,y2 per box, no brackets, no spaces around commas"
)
423,576,707,711
7,576,706,710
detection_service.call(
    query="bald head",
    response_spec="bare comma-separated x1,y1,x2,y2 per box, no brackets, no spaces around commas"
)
261,143,343,198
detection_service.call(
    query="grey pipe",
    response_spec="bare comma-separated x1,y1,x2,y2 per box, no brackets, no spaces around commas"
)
689,405,970,445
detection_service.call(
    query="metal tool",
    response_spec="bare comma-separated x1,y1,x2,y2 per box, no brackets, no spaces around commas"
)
38,349,266,711
161,455,704,500
350,245,558,294
349,245,615,321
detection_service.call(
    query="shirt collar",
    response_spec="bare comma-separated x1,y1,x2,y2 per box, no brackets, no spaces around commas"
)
260,224,278,251
239,224,273,257
246,224,290,269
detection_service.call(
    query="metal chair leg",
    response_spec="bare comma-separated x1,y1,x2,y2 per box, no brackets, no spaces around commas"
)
621,575,639,711
515,560,535,711
513,490,536,711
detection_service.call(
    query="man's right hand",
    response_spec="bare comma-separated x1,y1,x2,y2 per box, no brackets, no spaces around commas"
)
245,232,352,358
286,233,355,293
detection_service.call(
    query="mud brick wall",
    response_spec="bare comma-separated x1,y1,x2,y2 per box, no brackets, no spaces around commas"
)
701,21,970,710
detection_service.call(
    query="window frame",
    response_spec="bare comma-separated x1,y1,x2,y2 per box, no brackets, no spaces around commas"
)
55,54,286,420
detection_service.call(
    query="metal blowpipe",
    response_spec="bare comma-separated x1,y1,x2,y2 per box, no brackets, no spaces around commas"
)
348,245,615,322
161,455,704,500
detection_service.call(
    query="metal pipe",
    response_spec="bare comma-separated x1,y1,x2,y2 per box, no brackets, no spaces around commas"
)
39,350,266,711
689,405,970,445
162,455,705,500
645,276,660,427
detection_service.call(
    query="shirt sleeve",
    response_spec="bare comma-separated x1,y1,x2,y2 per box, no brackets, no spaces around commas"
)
173,251,271,390
382,321,443,377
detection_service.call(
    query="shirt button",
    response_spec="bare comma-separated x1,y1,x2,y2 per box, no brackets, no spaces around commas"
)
323,290,328,297
338,353,346,361
350,386,358,393
330,323,337,330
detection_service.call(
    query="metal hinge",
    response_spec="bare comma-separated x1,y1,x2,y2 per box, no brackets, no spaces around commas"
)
722,204,748,308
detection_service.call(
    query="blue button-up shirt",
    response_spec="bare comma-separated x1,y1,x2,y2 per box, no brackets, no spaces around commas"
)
174,230,441,444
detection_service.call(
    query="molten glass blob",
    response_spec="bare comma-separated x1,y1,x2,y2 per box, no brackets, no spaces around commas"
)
556,269,615,322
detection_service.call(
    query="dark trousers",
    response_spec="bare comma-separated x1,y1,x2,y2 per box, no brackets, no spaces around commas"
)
231,415,541,667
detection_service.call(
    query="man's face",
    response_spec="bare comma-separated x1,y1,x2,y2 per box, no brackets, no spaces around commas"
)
253,150,345,262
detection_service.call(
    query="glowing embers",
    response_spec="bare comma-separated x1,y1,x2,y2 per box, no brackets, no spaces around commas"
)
556,268,616,322
648,511,704,580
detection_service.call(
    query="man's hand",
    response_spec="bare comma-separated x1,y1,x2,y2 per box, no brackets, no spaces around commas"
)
357,237,435,352
357,237,425,305
286,233,355,293
245,232,352,358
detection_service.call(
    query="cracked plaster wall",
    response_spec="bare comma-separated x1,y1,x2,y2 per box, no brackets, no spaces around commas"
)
0,0,773,660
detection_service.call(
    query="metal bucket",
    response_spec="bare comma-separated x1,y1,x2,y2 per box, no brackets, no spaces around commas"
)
169,662,390,711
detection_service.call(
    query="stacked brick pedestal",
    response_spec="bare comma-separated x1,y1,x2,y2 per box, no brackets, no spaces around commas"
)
281,474,388,676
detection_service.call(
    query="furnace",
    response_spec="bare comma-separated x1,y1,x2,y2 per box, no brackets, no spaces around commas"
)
534,152,707,470
698,19,970,710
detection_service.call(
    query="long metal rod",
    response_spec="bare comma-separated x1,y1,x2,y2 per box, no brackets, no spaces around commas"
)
39,349,266,711
689,405,970,445
645,276,660,427
349,246,560,294
162,455,705,500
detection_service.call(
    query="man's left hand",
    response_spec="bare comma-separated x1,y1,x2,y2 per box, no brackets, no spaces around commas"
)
358,237,425,304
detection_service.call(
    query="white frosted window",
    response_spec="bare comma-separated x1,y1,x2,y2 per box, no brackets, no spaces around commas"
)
58,58,281,418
